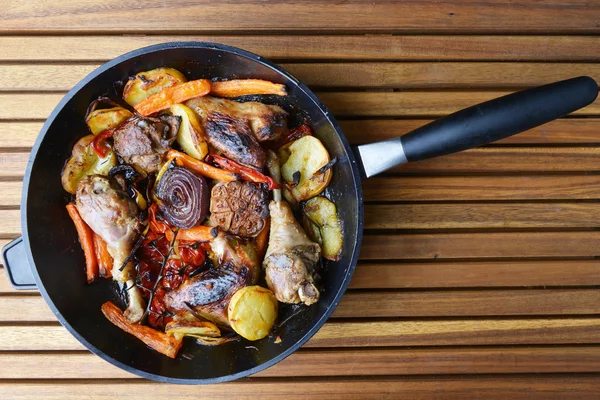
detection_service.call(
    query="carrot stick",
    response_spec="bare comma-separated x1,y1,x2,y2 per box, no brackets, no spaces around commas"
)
171,226,218,242
255,218,270,259
66,203,98,283
93,234,113,279
101,301,183,358
206,153,279,190
166,149,238,182
210,79,286,98
134,79,211,117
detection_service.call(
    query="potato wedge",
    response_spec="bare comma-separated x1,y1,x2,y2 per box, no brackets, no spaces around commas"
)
228,286,278,341
85,107,133,135
303,196,343,261
165,320,221,339
123,67,187,106
169,104,208,159
279,136,332,203
61,134,117,194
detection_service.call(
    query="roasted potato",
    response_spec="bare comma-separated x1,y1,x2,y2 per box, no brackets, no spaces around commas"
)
279,136,332,203
165,320,221,340
85,107,133,135
228,286,278,341
61,135,117,194
303,196,343,261
123,68,187,107
169,104,208,159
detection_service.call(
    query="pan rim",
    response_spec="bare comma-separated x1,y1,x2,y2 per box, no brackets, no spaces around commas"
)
21,41,364,384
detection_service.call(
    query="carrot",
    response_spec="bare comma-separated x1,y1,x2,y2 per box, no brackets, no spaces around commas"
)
66,203,98,283
93,234,113,279
255,218,270,259
210,79,286,98
172,226,218,242
206,153,279,190
166,149,238,182
134,79,211,117
101,301,183,358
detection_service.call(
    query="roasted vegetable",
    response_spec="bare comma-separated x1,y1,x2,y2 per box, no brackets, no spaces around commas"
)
210,79,287,98
155,166,209,229
228,286,278,341
303,196,343,261
123,68,187,107
101,301,183,358
66,203,98,283
61,135,117,194
169,104,208,160
207,153,279,190
165,320,221,339
93,233,113,278
86,107,133,135
278,136,332,203
167,149,238,182
135,79,211,117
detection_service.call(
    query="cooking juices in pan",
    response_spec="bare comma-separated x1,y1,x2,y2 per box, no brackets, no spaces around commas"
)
61,68,343,358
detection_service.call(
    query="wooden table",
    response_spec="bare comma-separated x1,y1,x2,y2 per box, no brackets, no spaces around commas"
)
1,1,600,398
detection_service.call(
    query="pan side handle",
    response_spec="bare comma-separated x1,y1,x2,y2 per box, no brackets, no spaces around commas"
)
2,237,37,290
353,76,598,179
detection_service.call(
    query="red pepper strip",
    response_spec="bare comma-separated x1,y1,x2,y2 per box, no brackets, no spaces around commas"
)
90,128,116,158
206,153,280,190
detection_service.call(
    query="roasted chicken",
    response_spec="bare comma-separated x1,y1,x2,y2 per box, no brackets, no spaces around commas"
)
75,175,145,321
186,96,288,169
263,200,321,305
112,115,181,174
209,181,269,237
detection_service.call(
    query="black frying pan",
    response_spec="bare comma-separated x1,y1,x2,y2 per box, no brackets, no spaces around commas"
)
2,42,598,383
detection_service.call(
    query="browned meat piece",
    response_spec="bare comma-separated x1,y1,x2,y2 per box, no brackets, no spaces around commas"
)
263,200,321,305
164,234,260,327
209,181,269,237
112,115,180,174
75,175,145,321
186,96,288,169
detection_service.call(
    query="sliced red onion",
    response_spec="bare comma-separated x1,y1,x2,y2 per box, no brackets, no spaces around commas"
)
155,166,209,229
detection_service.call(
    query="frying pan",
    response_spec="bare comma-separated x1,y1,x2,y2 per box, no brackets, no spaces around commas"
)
2,42,598,384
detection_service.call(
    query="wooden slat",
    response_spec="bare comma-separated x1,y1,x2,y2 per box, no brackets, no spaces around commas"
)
4,318,600,351
0,181,21,206
3,289,600,322
2,377,600,400
3,119,600,150
3,63,600,91
341,119,600,145
2,36,600,62
0,210,20,236
4,346,600,379
363,176,600,202
2,0,599,33
360,232,600,260
365,203,600,229
3,91,599,121
349,260,600,289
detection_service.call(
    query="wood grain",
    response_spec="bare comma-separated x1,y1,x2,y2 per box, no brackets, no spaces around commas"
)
4,318,600,351
0,181,21,205
2,377,600,400
2,0,599,33
2,36,600,62
0,210,21,235
4,346,600,379
3,63,600,91
2,91,598,121
360,232,600,260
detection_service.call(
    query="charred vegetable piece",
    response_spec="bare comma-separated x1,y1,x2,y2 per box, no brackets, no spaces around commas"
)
61,134,117,194
210,79,286,98
155,166,209,229
166,149,238,182
123,68,187,107
101,301,183,358
135,79,211,117
169,104,209,160
86,107,133,135
207,153,280,190
165,320,221,339
302,196,343,261
209,181,269,238
228,286,278,341
278,136,332,203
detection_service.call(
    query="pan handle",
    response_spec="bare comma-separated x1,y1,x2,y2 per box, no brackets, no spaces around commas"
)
353,76,599,178
2,237,37,290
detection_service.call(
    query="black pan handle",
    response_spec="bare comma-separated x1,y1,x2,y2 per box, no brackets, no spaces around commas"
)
2,237,37,290
354,76,599,178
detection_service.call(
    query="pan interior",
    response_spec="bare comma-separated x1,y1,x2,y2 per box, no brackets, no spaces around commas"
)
24,43,362,382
